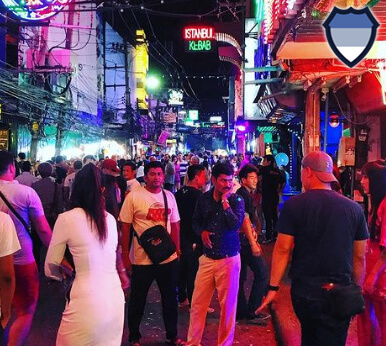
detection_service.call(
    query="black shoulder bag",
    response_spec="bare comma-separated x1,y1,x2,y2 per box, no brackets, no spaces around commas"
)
135,189,176,264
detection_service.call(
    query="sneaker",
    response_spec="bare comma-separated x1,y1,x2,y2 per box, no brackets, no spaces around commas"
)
207,307,215,314
178,298,189,308
165,337,185,345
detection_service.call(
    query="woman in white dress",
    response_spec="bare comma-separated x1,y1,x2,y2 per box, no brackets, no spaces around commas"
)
45,163,125,346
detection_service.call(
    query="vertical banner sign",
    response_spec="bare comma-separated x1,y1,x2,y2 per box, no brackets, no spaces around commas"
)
183,26,217,53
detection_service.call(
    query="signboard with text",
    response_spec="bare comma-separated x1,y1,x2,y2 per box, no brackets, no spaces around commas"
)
183,26,217,53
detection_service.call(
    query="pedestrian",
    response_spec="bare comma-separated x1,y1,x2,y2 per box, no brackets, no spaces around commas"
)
31,162,64,268
186,162,245,346
122,160,141,194
101,158,126,207
0,211,20,345
54,156,69,184
119,161,183,346
63,160,82,207
32,162,64,228
15,161,39,187
358,160,386,346
45,163,126,345
236,164,268,322
0,151,52,346
179,154,189,185
257,151,369,346
173,155,181,192
163,154,175,192
259,154,285,243
175,164,206,307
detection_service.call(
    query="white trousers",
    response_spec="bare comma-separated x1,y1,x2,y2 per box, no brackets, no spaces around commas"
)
186,254,241,346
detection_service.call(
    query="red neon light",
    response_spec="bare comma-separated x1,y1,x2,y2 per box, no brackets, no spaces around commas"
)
184,27,216,41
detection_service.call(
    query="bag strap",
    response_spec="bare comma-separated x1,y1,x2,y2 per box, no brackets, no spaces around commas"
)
162,189,168,229
0,190,30,233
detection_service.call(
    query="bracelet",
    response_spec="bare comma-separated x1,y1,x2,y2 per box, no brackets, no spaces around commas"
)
118,269,127,273
221,199,229,204
268,284,280,291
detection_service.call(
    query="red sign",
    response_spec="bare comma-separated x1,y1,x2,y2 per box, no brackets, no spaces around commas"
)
183,26,217,53
183,27,216,40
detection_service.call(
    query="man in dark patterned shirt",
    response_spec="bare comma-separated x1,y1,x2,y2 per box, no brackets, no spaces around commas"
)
186,163,245,346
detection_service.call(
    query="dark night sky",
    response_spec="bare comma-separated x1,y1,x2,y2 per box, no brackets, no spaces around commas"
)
106,0,242,119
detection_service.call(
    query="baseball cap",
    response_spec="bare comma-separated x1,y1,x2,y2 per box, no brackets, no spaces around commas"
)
102,159,120,173
301,151,338,183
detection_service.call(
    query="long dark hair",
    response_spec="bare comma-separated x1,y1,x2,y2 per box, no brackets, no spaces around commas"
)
70,163,107,242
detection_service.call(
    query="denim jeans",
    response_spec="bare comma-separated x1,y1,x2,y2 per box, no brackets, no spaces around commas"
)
291,281,351,346
128,259,179,342
237,243,268,318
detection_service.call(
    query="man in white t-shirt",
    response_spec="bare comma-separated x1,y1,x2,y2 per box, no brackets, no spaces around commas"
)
0,151,52,346
0,212,20,341
122,160,141,195
120,161,183,346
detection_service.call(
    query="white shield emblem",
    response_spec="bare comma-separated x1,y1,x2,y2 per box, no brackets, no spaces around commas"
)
323,7,379,68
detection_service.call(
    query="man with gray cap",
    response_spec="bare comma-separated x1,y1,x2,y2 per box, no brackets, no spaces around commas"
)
257,151,369,346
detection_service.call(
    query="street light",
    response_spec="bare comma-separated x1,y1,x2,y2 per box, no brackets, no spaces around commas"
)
146,75,161,91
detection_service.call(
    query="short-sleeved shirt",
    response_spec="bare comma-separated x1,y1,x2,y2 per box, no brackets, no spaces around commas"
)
119,187,180,265
126,178,141,192
0,180,45,265
277,189,369,283
15,172,39,187
236,186,254,220
64,171,77,196
258,165,285,196
0,211,21,257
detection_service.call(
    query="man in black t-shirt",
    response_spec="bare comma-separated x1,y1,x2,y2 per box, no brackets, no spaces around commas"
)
257,151,369,346
236,164,268,322
258,155,285,243
175,164,206,306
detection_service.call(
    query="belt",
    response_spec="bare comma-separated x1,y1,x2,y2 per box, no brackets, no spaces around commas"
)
204,252,239,260
321,282,351,291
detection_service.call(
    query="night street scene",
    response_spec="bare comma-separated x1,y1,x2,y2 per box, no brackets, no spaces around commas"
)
0,0,386,345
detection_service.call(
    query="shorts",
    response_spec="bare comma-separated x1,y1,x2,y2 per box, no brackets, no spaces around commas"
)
13,262,39,312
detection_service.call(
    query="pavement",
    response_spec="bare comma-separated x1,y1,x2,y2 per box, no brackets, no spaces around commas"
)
264,244,359,346
24,242,361,346
25,248,278,346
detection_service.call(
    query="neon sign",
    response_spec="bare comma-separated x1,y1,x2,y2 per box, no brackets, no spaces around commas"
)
2,0,70,20
183,26,217,53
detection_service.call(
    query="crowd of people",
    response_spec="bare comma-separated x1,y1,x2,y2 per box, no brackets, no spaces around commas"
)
0,148,385,346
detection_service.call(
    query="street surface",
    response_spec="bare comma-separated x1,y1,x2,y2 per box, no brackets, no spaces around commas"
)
26,247,278,346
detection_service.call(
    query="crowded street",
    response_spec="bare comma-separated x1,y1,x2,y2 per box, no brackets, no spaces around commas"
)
1,0,386,345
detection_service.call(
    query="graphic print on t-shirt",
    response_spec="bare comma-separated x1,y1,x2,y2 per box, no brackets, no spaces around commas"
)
146,202,171,222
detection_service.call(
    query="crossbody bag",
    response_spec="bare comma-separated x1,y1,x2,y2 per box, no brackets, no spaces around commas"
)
134,189,176,264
